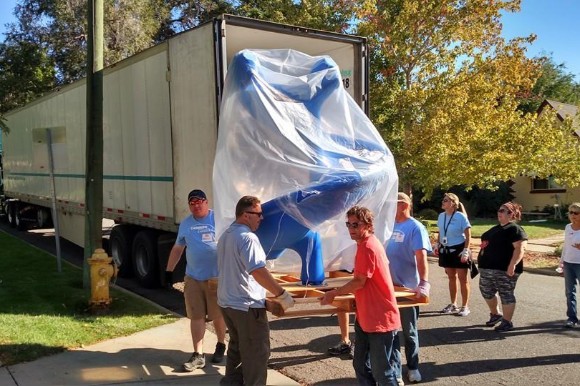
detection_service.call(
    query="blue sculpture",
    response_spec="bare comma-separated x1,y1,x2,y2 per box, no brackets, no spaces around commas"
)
214,49,398,284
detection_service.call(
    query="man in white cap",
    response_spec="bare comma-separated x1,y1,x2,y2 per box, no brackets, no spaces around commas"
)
386,192,431,384
166,189,227,371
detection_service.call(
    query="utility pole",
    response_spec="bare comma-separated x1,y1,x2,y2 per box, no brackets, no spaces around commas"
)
84,0,104,291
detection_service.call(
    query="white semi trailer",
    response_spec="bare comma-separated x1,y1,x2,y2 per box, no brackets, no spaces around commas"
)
1,15,368,288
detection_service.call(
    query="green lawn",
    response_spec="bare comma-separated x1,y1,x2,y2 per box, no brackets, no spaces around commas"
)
421,218,566,239
0,231,177,365
469,218,566,239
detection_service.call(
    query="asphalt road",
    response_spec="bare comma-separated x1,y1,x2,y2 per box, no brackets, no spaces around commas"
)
266,263,580,385
2,220,579,385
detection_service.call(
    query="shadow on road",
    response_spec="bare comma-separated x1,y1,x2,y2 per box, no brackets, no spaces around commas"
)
420,352,580,382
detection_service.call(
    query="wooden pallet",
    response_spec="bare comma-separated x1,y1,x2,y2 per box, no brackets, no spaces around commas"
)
266,272,429,317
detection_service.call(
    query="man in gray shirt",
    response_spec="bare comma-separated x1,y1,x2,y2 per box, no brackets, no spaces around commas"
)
217,195,294,385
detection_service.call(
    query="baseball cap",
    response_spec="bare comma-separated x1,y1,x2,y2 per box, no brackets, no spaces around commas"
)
397,192,412,204
188,189,207,202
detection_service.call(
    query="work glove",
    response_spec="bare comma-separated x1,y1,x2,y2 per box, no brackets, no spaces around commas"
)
414,280,430,299
459,248,471,263
275,290,295,311
164,271,173,289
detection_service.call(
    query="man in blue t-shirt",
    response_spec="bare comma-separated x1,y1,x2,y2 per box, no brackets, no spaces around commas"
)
386,192,432,384
166,189,226,372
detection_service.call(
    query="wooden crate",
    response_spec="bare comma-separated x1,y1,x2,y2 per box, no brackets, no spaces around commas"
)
266,272,429,318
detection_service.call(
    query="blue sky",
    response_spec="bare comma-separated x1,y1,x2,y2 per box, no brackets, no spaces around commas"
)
501,0,580,78
1,0,579,78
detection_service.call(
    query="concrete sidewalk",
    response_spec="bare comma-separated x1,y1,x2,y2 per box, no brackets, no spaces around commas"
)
525,234,565,253
1,318,298,386
471,234,564,254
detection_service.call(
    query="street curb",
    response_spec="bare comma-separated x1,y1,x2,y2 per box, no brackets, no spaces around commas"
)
522,267,562,277
110,283,183,318
427,256,561,277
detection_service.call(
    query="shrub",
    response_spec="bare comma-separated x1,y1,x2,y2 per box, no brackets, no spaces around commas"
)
413,182,515,218
416,208,438,220
554,243,563,257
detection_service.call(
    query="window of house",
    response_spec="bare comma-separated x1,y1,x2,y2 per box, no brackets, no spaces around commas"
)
531,176,565,192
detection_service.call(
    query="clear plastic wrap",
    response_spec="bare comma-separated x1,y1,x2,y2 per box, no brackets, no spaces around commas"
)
213,49,398,283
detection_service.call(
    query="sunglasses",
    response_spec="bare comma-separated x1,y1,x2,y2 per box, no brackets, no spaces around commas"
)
189,199,206,205
245,211,263,217
569,211,580,216
497,208,512,214
442,198,450,203
345,222,361,229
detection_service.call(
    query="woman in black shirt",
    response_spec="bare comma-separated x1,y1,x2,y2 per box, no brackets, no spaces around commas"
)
478,202,528,332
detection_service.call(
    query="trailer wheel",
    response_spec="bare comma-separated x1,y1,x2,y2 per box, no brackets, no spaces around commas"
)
36,208,51,228
110,225,136,277
15,207,28,231
132,230,160,288
7,202,17,228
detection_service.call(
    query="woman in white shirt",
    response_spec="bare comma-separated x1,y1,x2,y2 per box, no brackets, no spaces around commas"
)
560,202,580,328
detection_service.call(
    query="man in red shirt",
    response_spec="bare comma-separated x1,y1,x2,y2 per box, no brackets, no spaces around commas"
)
321,206,401,385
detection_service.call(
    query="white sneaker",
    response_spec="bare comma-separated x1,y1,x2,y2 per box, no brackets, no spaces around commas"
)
397,377,405,386
457,306,470,317
440,303,459,314
408,369,422,383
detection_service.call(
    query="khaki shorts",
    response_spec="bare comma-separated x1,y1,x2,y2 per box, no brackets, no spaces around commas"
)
184,275,221,320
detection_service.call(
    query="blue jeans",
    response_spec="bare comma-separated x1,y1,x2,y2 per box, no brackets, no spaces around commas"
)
564,262,580,323
353,320,399,386
393,306,419,378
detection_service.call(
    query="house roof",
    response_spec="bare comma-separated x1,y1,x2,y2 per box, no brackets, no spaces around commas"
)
539,99,579,136
540,99,578,120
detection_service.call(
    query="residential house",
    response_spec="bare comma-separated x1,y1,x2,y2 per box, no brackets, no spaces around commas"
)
511,99,580,214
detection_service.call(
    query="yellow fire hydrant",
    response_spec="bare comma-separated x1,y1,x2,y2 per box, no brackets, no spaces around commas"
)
88,248,117,306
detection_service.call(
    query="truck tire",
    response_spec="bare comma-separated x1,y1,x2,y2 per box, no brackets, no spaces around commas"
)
132,230,160,288
36,208,51,228
15,208,28,231
110,225,136,278
7,202,17,228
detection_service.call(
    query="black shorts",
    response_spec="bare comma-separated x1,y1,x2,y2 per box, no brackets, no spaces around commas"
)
438,243,469,269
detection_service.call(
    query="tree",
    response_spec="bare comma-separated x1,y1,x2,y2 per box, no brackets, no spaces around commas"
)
234,0,355,32
0,0,355,114
519,54,580,113
0,40,56,114
352,0,580,197
0,0,232,113
160,0,234,36
4,0,177,84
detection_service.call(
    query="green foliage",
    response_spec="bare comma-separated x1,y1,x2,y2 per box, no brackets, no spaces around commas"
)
0,232,176,365
0,39,56,113
3,0,580,195
519,54,580,114
469,218,565,239
414,182,515,218
160,0,235,35
554,243,563,257
0,0,234,112
0,1,352,113
234,0,355,32
416,208,438,220
354,0,580,197
0,114,8,132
